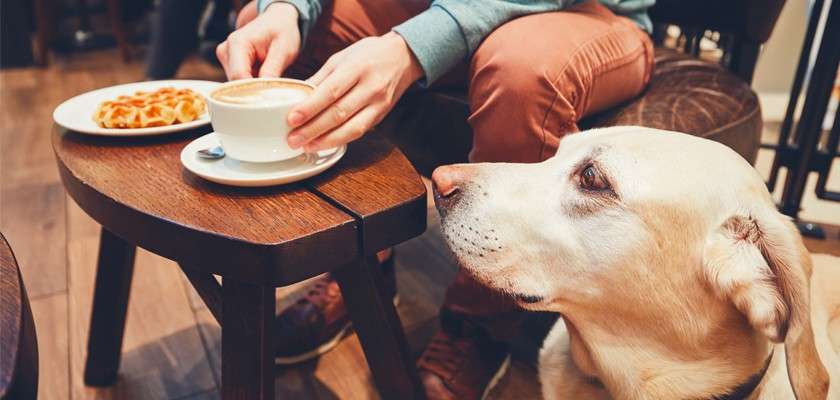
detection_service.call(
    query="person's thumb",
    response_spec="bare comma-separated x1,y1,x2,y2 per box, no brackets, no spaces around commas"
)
235,1,259,28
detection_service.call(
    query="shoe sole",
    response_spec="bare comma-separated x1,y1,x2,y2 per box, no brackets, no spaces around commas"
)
274,296,400,366
481,354,511,400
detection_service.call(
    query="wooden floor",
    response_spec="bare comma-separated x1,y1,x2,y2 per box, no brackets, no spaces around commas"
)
1,49,838,400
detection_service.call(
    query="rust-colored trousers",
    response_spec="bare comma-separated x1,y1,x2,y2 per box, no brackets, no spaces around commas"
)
292,0,654,339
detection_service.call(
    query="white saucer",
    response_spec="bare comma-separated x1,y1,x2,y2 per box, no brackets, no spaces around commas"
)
53,80,220,136
180,132,347,187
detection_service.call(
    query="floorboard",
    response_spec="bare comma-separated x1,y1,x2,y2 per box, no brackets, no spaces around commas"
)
66,196,102,240
30,293,70,400
68,238,216,399
1,183,67,297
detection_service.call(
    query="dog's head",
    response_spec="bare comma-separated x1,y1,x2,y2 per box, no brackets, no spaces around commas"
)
433,126,828,398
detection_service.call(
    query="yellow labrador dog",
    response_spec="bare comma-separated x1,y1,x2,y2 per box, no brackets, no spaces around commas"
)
431,127,838,399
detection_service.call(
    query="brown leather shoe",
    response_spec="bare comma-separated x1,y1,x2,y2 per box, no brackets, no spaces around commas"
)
273,253,397,365
418,310,511,400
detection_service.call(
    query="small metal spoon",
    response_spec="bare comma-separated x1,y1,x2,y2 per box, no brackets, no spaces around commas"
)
197,146,225,160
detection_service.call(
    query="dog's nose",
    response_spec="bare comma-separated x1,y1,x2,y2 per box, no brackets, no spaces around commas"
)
432,166,462,197
432,165,473,210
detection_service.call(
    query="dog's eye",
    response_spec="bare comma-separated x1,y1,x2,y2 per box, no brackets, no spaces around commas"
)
580,165,610,191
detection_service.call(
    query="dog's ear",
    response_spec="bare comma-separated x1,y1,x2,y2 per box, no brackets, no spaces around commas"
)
703,210,829,399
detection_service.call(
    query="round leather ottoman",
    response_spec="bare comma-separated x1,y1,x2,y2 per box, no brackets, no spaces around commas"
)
582,48,762,164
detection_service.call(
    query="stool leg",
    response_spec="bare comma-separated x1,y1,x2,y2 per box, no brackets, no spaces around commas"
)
84,228,136,386
221,278,275,400
334,256,425,399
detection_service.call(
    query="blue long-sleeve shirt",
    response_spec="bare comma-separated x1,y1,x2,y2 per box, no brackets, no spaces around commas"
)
257,0,654,86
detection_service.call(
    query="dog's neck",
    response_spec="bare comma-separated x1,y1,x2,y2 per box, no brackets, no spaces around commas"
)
562,311,773,399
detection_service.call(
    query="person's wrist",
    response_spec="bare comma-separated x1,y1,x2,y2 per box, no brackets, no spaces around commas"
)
264,1,299,23
384,31,424,85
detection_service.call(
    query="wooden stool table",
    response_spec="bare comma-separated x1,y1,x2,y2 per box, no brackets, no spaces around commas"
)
52,126,428,399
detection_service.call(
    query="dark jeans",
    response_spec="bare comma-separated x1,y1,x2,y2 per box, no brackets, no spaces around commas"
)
145,0,231,79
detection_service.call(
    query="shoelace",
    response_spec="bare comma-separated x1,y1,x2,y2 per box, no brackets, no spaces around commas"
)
421,333,473,377
297,277,340,308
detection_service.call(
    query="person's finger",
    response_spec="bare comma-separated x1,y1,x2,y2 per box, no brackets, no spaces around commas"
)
288,67,358,127
306,56,339,86
258,39,294,78
303,106,379,152
287,83,375,148
216,41,230,76
226,32,256,80
235,1,259,28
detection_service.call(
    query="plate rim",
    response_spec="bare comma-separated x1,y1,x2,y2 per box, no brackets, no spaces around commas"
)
180,132,347,187
53,79,221,137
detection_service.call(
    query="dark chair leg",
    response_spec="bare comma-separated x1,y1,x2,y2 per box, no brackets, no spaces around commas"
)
334,256,425,400
84,228,137,386
32,0,52,66
728,40,760,85
104,0,132,62
221,278,275,400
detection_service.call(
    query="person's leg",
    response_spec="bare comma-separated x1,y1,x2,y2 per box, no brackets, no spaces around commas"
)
420,2,653,398
272,0,428,365
198,0,234,64
145,0,208,79
468,0,653,163
204,0,233,43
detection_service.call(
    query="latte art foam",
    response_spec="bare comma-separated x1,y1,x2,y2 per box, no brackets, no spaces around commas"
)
212,81,311,105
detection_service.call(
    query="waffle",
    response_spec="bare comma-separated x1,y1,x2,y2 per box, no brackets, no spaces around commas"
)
92,87,207,129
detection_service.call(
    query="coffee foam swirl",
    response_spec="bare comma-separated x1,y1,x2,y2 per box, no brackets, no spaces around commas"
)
212,81,311,105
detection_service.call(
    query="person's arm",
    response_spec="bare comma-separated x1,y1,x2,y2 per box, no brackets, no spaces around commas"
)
392,0,574,86
258,0,325,47
285,0,599,152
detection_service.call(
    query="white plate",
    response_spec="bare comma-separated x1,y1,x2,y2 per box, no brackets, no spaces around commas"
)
53,80,220,136
180,132,347,187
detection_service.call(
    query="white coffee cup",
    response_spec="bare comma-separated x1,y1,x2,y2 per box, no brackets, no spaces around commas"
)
207,78,314,163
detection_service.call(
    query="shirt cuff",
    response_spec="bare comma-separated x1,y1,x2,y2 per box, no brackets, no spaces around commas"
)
392,6,468,87
258,0,317,46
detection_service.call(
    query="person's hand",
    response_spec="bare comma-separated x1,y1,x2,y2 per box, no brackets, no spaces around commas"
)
287,32,423,152
216,2,301,80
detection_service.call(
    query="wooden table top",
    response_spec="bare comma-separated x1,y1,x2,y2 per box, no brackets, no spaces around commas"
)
52,126,426,285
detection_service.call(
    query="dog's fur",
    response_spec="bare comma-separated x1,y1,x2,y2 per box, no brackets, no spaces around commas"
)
432,127,839,399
